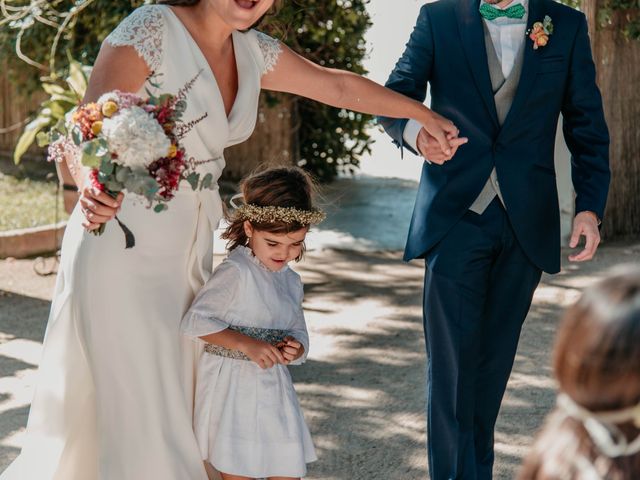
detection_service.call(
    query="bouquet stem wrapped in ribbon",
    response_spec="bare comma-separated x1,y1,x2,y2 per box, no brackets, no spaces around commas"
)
44,72,214,248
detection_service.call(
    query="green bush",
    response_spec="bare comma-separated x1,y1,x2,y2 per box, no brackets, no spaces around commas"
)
263,0,374,181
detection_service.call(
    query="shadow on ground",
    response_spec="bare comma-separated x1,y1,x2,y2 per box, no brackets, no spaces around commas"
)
1,242,639,478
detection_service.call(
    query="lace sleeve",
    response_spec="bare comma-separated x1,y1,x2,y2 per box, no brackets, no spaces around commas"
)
255,31,283,75
104,6,165,73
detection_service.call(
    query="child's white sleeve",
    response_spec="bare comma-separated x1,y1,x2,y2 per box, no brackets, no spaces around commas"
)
180,261,240,339
288,280,309,365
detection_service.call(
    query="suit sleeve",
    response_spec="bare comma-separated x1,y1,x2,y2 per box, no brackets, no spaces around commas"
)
377,4,434,156
561,14,610,220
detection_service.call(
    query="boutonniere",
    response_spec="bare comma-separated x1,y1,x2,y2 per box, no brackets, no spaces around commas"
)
527,15,554,50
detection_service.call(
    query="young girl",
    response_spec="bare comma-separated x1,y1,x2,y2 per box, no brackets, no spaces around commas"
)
181,167,323,480
519,266,640,480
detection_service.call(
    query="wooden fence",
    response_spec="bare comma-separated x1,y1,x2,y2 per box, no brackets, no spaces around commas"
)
0,62,47,161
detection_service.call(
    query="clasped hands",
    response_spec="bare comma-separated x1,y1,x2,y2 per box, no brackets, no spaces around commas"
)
241,335,304,370
417,121,469,165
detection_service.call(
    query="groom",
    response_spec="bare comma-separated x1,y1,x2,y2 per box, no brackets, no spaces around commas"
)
379,0,610,478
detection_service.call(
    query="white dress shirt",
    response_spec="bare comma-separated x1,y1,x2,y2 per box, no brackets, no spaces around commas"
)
403,0,529,155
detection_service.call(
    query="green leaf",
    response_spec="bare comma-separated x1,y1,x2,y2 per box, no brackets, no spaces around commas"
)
200,173,213,190
157,93,173,105
50,93,77,105
81,140,109,169
42,83,66,95
52,117,67,136
71,126,84,146
44,100,67,120
99,157,114,175
104,180,123,192
124,175,159,198
95,138,110,158
98,171,110,184
13,115,53,164
81,153,101,169
154,203,168,213
185,172,200,190
67,60,89,99
115,166,133,183
36,131,51,147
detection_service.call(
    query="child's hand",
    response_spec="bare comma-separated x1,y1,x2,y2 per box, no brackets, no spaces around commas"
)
278,336,305,363
240,337,287,369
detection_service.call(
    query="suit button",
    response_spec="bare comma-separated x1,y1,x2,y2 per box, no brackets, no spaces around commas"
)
493,144,502,154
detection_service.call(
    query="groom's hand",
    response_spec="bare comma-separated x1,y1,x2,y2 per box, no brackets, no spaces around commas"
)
417,128,468,165
569,211,601,262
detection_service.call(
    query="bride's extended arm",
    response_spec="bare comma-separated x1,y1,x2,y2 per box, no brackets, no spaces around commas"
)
261,45,458,155
66,44,149,229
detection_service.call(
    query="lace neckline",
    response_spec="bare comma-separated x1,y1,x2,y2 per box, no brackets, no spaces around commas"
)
236,246,289,274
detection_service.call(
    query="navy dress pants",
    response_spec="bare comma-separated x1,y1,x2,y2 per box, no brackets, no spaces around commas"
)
423,199,542,480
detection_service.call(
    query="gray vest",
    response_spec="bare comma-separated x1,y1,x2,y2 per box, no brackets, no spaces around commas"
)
468,26,525,214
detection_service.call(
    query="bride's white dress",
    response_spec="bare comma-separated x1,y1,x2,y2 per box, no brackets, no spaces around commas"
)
1,5,282,479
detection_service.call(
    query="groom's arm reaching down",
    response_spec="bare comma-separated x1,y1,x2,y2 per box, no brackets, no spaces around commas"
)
377,5,434,157
561,15,611,262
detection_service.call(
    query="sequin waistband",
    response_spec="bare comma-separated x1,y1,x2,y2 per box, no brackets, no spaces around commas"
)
203,325,289,361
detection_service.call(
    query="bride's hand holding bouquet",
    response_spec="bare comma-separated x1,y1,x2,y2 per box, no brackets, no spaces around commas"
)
45,74,212,248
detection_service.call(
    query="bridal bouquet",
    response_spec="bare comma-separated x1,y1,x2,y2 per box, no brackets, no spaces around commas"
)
45,74,213,248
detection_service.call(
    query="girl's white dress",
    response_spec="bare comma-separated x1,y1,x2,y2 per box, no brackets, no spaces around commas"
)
181,246,317,478
1,5,283,480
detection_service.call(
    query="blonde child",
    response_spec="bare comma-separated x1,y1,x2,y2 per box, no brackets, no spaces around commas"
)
181,167,323,480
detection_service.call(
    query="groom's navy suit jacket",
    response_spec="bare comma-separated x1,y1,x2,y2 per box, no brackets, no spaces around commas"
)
379,0,610,274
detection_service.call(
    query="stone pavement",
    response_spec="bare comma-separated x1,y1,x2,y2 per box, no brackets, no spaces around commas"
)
1,239,639,479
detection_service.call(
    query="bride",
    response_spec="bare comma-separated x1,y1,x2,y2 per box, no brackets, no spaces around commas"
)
1,0,463,479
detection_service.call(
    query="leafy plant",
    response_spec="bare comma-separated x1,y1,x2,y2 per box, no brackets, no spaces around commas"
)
262,0,374,181
560,0,640,40
13,59,91,164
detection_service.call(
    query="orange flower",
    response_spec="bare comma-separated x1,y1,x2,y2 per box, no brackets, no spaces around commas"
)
528,16,554,50
72,103,103,139
535,34,549,48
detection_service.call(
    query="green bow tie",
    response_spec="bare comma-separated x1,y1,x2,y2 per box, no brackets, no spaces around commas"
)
479,3,526,21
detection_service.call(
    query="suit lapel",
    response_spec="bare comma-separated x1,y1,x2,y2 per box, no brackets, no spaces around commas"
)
455,0,499,129
499,0,545,133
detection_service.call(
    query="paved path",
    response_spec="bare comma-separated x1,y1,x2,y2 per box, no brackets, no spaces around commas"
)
2,241,638,479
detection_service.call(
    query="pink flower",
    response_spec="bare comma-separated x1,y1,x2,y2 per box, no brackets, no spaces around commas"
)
89,169,105,192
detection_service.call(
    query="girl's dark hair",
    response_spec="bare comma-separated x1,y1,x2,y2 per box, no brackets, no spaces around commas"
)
519,266,640,479
222,166,318,259
156,0,283,29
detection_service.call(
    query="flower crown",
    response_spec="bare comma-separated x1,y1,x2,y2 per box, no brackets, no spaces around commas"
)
234,203,326,226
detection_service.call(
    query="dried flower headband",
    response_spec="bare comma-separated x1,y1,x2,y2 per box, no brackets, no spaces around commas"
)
230,195,326,226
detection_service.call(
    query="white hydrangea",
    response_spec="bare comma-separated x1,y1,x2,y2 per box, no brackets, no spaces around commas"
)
101,106,171,169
